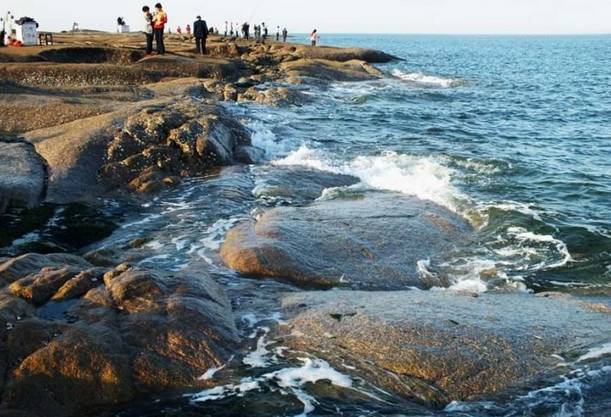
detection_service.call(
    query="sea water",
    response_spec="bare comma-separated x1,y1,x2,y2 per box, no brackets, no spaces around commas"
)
90,35,611,416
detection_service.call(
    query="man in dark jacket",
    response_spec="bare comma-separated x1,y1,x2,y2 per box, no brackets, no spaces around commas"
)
193,16,208,55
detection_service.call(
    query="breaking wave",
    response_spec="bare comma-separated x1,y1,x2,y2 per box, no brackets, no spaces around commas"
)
392,69,462,88
274,145,468,214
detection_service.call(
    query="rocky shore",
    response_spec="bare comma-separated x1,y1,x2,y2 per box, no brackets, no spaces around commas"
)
1,32,609,417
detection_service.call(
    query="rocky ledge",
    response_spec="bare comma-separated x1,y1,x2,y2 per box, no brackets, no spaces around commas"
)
1,32,397,209
278,290,611,407
0,253,238,417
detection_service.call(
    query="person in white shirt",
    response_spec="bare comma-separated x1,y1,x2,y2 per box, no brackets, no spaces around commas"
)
310,29,319,46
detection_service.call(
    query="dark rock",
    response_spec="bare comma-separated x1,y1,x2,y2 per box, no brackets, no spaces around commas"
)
4,324,135,417
234,145,266,164
221,192,471,289
280,290,611,406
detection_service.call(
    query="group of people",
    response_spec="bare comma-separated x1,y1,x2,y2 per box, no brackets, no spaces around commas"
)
142,3,167,55
141,4,318,57
224,21,288,43
142,3,208,55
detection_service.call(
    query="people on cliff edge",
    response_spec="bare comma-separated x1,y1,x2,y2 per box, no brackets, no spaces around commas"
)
152,3,167,54
310,29,319,46
194,15,208,55
282,27,288,42
142,6,154,55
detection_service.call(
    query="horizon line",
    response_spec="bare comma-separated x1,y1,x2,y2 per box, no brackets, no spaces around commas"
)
55,28,611,37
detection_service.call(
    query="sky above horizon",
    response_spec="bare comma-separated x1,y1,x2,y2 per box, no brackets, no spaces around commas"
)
2,0,610,35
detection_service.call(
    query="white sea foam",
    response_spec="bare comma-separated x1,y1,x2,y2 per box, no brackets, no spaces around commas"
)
505,227,573,270
243,328,276,368
476,201,544,224
198,356,234,381
193,357,354,417
274,146,467,213
264,358,353,416
392,69,461,88
577,343,611,363
144,240,164,250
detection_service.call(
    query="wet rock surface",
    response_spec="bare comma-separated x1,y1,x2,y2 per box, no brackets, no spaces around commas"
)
0,139,47,214
252,166,360,205
0,254,239,417
221,192,471,289
279,290,611,406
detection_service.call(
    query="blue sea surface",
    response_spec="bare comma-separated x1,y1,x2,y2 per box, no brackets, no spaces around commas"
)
259,34,611,293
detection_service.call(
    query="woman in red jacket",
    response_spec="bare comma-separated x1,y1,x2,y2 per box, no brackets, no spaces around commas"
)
153,3,167,55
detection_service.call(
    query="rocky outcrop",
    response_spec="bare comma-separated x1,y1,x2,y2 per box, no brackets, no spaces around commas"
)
221,192,471,289
0,139,47,214
292,46,399,63
279,290,611,407
238,86,310,107
101,101,255,194
281,59,383,82
0,254,239,417
23,98,258,203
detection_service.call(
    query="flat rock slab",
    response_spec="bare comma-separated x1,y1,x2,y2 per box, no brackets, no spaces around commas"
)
221,192,471,289
281,59,383,82
280,290,611,406
293,46,399,63
0,140,46,213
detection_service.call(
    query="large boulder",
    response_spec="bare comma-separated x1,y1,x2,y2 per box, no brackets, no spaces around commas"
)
0,140,47,214
281,59,383,82
0,255,239,417
221,192,471,289
279,290,611,407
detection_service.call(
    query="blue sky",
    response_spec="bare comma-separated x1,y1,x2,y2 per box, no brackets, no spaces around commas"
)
2,0,610,34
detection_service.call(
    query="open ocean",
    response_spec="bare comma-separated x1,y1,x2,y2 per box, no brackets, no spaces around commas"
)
93,35,611,416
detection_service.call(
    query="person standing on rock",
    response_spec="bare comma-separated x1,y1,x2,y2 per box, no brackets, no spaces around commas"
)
276,26,280,41
142,6,154,55
262,23,268,43
310,29,319,46
153,3,167,55
282,27,288,42
194,16,208,55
